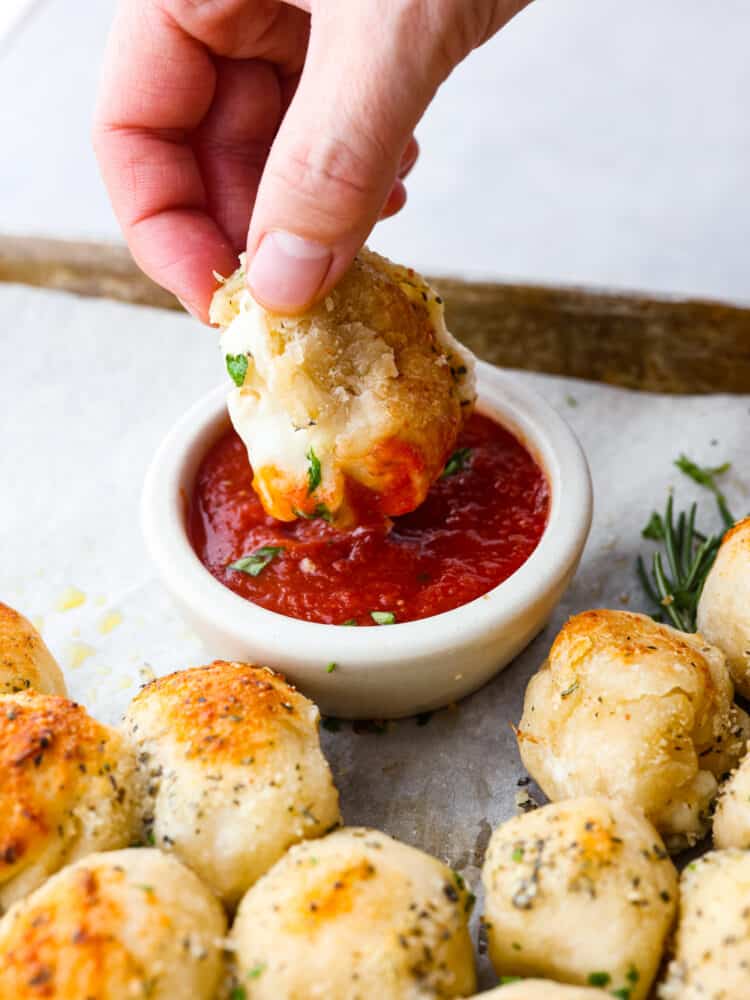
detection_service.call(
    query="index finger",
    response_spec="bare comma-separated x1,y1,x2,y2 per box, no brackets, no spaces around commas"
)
93,0,236,318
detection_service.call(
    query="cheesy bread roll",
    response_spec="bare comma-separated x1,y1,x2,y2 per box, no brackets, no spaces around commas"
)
0,692,137,913
0,848,226,999
660,848,750,999
230,827,476,999
211,249,476,528
0,603,66,696
697,517,750,698
124,661,340,906
712,753,750,849
471,984,609,999
481,798,677,1000
517,609,747,849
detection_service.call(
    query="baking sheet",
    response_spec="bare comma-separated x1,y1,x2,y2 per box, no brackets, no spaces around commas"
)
2,283,749,987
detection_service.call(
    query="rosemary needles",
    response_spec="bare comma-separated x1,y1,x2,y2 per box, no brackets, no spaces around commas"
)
637,455,737,633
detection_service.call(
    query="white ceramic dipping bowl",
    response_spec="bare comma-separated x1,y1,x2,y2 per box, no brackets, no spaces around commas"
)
142,361,592,719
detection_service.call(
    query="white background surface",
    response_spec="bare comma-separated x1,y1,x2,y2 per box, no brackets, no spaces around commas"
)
1,0,749,301
1,283,748,986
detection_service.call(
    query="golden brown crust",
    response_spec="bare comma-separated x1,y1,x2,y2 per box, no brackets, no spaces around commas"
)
518,609,743,848
124,662,340,905
0,604,66,696
129,661,313,766
0,849,226,999
0,695,126,884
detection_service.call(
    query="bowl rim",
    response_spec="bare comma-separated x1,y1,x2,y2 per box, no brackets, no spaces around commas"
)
141,361,592,665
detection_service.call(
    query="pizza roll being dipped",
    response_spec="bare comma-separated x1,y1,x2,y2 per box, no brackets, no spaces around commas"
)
211,249,476,529
230,826,476,999
0,848,226,999
481,797,677,1000
517,609,748,850
124,661,340,906
0,603,66,696
660,848,750,999
0,692,137,913
697,516,750,698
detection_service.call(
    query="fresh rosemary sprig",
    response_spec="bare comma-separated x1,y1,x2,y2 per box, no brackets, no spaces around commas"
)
637,456,736,632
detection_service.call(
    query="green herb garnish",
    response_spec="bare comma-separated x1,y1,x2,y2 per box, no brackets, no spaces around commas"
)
499,977,523,985
371,610,396,625
326,662,337,673
341,618,358,626
229,546,284,577
306,447,321,494
611,990,632,1000
587,972,611,987
247,964,265,979
229,988,247,1000
293,503,333,523
636,455,741,632
441,447,472,478
225,353,249,387
511,846,524,862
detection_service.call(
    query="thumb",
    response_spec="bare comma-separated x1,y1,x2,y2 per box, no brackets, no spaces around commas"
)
245,2,452,312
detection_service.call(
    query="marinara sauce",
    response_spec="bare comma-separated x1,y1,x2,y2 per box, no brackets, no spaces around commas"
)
188,413,549,625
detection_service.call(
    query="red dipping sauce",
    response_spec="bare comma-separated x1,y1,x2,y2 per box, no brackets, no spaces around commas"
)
188,413,550,625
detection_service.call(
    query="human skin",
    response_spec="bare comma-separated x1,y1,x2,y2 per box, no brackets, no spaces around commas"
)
94,0,530,319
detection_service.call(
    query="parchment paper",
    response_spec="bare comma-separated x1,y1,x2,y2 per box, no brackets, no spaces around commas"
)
2,283,749,986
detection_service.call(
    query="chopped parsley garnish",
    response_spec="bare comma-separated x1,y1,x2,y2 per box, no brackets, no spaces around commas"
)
441,447,472,478
587,972,611,987
326,662,337,673
229,546,284,577
229,988,247,1000
626,966,640,985
225,353,249,387
293,503,333,523
306,447,322,494
511,846,524,862
611,990,632,1000
341,618,358,626
247,964,266,979
371,610,396,625
499,976,523,985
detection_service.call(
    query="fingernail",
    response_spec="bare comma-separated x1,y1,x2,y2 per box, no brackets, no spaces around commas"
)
248,231,332,311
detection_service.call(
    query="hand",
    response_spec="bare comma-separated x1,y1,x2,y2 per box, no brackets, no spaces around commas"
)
94,0,529,320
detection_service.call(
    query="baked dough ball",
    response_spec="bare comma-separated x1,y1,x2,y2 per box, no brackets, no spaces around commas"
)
517,609,748,848
123,660,340,906
712,753,750,848
230,826,476,999
697,516,750,698
0,692,137,914
470,985,609,999
211,248,476,528
659,848,750,999
0,603,66,696
481,798,676,1000
0,848,226,999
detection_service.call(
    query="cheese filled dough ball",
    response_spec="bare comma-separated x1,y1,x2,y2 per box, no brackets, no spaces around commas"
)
231,827,477,999
697,517,750,698
660,848,750,999
0,848,226,999
481,798,676,1000
0,692,137,913
0,603,66,696
211,248,476,528
517,609,747,848
124,661,340,906
712,753,750,848
471,985,609,999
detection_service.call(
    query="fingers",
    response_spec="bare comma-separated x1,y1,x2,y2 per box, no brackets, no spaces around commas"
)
94,1,237,318
192,59,282,252
245,4,445,313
